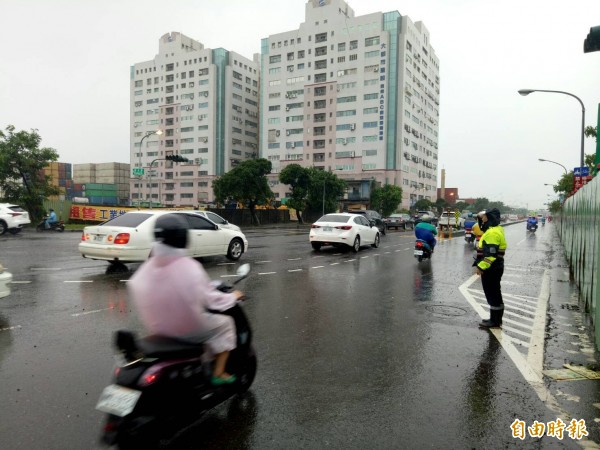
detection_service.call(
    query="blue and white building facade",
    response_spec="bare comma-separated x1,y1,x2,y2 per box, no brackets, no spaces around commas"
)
260,0,440,209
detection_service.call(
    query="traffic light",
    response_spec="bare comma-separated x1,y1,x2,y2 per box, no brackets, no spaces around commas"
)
584,26,600,53
165,154,189,163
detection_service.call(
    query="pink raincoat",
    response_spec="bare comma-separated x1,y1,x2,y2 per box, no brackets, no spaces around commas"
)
128,242,237,354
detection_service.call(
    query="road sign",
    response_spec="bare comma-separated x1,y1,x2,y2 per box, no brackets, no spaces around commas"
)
132,168,144,176
574,166,589,177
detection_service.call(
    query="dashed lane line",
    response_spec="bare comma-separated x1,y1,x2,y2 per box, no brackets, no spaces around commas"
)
64,280,93,283
71,307,115,317
0,325,22,332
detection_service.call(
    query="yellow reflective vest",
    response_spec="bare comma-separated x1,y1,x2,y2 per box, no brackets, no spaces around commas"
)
477,225,507,271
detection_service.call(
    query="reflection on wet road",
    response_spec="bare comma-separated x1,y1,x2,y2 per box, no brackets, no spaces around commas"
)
0,225,588,449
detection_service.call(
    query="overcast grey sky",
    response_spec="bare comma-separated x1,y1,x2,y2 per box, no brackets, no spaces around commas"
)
2,0,599,210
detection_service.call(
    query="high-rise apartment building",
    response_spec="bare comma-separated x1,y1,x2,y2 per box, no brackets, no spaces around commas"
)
131,32,260,207
260,0,439,210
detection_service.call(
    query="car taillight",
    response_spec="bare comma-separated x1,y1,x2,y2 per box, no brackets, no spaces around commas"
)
113,233,130,244
81,232,86,241
336,225,352,230
311,224,320,229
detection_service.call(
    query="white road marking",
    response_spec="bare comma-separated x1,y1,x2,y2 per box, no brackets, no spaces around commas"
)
71,307,115,317
330,263,340,266
256,260,271,264
311,266,325,269
343,259,356,263
220,274,240,278
0,325,22,332
64,280,93,283
31,268,62,271
287,258,302,261
10,281,32,284
459,271,574,428
217,262,235,266
288,269,302,272
258,272,277,275
360,256,369,259
528,270,550,371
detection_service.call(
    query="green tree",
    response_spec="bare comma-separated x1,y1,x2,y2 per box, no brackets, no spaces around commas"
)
0,125,59,222
212,158,274,225
487,201,507,213
279,164,311,224
548,199,562,214
306,169,346,216
472,198,490,213
413,199,433,212
584,126,597,139
370,184,403,217
434,198,448,215
553,172,574,196
453,201,472,213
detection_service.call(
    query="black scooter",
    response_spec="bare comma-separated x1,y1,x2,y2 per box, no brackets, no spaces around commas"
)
36,218,65,232
414,239,433,262
96,264,257,449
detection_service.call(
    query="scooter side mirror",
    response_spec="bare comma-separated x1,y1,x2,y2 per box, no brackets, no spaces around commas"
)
236,263,251,278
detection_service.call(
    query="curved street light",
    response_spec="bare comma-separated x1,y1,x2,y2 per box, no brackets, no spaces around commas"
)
538,158,567,175
518,89,585,169
136,130,162,207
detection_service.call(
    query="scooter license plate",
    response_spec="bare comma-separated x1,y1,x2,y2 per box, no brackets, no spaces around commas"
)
96,384,141,417
465,233,471,238
414,250,424,256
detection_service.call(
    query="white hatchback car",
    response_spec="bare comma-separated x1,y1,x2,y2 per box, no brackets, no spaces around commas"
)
309,213,380,252
0,203,31,235
0,262,12,298
191,211,241,232
79,210,248,265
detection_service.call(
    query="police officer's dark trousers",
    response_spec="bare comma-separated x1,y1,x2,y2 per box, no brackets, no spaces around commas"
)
481,261,504,325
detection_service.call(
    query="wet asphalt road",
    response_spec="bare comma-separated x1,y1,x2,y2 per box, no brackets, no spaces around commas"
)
0,224,588,449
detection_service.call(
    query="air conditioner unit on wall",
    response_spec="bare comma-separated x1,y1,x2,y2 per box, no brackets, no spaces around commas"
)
350,124,355,131
286,130,291,136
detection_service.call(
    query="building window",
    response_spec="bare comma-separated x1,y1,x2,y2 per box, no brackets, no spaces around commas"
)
365,36,380,47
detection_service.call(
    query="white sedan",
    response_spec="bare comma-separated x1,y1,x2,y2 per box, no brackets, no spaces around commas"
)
309,213,380,252
79,210,248,265
0,262,12,298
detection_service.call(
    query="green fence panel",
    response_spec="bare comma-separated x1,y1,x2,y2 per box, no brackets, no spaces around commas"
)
557,176,600,348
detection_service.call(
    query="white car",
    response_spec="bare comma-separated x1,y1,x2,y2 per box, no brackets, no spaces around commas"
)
309,213,380,252
79,210,248,265
0,203,31,235
0,262,12,298
191,211,241,232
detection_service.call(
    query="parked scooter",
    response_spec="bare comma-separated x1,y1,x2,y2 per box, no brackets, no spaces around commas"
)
414,239,433,262
36,218,65,232
96,264,256,448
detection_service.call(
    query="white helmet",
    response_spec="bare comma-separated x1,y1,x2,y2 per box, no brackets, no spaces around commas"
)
421,215,431,222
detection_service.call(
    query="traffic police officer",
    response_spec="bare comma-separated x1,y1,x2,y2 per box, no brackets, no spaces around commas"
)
474,208,507,328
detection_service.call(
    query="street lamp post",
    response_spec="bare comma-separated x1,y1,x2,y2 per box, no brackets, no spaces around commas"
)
518,89,585,169
148,158,162,209
538,158,568,175
136,130,162,207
